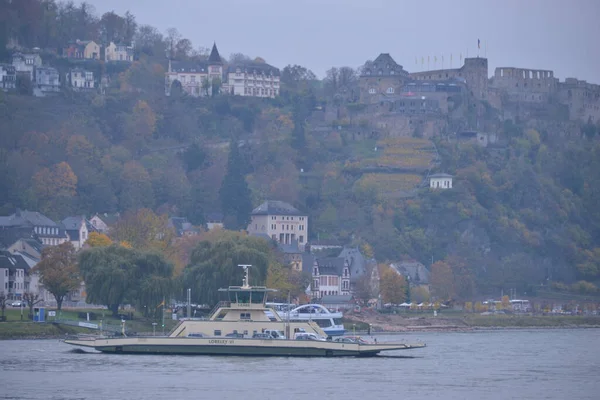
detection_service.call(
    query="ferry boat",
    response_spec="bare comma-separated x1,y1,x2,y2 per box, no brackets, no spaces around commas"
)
267,303,345,337
63,265,425,357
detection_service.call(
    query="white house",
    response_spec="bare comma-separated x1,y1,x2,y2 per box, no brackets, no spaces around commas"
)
429,173,453,189
225,61,280,98
205,212,224,231
12,52,42,80
310,258,351,299
105,42,134,62
66,68,94,90
62,216,89,250
89,213,122,234
247,200,308,249
0,63,16,90
0,250,29,300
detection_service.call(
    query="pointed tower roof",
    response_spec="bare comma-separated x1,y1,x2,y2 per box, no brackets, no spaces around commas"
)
208,42,222,65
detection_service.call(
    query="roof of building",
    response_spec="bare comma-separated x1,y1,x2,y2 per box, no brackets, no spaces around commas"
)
429,173,453,178
278,240,302,254
168,217,198,237
62,216,86,241
15,251,39,267
361,53,408,77
0,226,35,248
251,201,304,216
301,253,316,274
0,250,30,272
227,61,280,76
170,60,209,74
338,247,368,283
62,216,85,231
205,212,224,223
316,257,346,276
208,43,222,65
0,209,57,228
390,260,430,284
91,213,120,225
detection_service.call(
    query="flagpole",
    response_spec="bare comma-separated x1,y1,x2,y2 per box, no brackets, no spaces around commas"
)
161,296,165,335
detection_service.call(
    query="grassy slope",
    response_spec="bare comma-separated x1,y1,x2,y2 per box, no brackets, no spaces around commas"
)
0,307,178,339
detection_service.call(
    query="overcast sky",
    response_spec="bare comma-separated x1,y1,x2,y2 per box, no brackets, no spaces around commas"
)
84,0,600,83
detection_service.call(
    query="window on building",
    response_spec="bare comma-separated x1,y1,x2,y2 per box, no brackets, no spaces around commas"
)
299,235,304,243
387,87,394,94
369,88,376,94
214,330,222,336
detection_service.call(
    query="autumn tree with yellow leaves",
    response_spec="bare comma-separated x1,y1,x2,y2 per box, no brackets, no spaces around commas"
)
379,265,407,305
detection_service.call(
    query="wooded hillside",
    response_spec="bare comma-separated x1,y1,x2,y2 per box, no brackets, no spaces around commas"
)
2,0,600,298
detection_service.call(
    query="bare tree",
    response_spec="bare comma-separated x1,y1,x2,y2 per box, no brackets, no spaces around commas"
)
164,27,182,59
0,293,6,320
23,292,43,319
228,53,252,64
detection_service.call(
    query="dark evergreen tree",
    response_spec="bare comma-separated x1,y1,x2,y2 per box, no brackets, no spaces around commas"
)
219,139,252,230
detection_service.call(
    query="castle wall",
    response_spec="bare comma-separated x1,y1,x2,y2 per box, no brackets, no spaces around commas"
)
409,58,489,102
489,67,558,104
359,76,409,104
557,78,600,123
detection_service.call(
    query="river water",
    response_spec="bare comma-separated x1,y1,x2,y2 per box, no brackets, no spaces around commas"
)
1,329,598,400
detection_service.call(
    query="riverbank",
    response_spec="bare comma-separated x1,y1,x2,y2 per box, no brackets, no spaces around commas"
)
0,322,91,339
344,310,600,333
2,311,600,339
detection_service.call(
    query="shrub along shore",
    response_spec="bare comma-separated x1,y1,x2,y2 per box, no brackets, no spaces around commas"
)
2,313,599,340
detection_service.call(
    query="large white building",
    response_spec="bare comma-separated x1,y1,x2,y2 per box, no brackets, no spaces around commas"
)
247,201,308,249
225,61,280,98
165,43,223,97
165,43,281,99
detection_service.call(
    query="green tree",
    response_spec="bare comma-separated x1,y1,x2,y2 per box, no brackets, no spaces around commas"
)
182,231,272,305
33,242,80,311
79,245,174,317
219,140,252,230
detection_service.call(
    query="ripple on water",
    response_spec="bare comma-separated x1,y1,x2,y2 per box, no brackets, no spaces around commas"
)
1,330,599,400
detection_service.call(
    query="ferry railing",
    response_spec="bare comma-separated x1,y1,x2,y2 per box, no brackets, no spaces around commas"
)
209,301,230,318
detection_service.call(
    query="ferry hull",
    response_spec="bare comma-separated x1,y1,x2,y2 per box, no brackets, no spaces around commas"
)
64,337,425,357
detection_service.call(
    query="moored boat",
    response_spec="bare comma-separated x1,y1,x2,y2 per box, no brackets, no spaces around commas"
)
267,303,346,337
64,265,425,357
